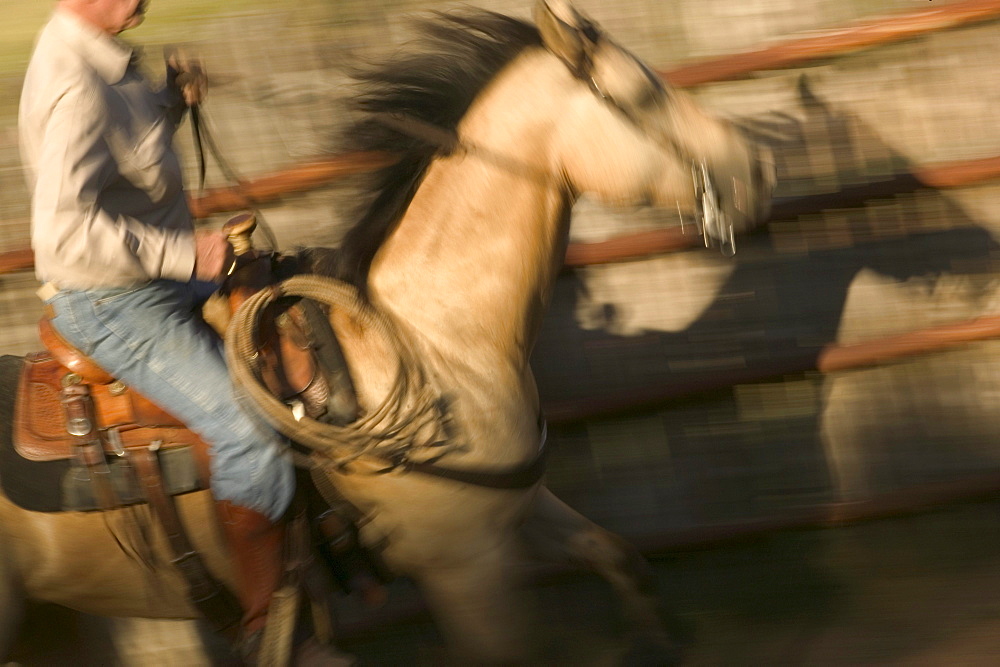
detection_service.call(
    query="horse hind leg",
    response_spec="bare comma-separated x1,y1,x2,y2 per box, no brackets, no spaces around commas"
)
0,552,25,660
519,487,678,663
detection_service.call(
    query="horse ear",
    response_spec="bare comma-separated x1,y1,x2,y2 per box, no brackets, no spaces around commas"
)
534,0,601,74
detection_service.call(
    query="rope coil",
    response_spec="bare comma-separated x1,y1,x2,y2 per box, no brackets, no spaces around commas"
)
224,274,453,468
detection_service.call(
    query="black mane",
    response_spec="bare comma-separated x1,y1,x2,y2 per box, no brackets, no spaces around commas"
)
329,10,541,289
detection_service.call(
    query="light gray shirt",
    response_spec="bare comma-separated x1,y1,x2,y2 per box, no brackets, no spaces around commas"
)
19,9,195,290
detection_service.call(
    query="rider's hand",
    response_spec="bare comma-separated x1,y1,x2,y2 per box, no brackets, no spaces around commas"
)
165,47,207,107
193,230,235,282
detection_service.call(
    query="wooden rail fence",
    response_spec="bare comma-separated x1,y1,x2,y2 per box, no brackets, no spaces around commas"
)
660,0,1000,86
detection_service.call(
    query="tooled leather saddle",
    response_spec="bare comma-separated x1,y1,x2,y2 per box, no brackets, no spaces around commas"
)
11,318,211,512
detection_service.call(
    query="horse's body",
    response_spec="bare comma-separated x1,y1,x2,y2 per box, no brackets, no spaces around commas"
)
1,2,772,662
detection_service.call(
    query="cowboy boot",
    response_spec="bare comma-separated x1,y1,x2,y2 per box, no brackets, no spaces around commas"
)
215,501,286,643
217,501,356,666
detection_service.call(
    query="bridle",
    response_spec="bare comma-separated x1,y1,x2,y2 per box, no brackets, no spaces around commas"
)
372,30,744,257
693,161,735,256
572,34,740,256
372,96,739,258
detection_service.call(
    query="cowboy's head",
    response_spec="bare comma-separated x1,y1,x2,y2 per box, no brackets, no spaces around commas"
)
61,0,148,35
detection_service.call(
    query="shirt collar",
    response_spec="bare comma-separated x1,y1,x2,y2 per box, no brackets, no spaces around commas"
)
49,8,134,84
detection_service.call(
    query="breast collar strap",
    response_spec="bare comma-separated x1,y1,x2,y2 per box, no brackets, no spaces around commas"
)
377,417,549,490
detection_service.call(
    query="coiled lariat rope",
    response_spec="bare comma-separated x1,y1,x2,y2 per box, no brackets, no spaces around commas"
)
224,274,454,469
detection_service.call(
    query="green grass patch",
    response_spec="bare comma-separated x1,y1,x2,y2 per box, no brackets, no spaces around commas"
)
0,0,304,123
1,2,55,78
0,0,295,78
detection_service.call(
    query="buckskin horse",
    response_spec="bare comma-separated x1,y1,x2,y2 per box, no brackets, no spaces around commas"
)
0,1,773,662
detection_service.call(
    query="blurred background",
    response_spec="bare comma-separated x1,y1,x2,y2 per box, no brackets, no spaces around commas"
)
4,0,1000,663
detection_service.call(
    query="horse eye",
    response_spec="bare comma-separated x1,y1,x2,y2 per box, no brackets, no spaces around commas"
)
637,83,665,110
636,61,669,108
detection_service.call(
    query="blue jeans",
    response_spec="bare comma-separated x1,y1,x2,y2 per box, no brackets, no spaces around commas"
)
46,280,295,521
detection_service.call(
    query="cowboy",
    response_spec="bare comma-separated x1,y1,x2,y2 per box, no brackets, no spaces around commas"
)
18,0,303,658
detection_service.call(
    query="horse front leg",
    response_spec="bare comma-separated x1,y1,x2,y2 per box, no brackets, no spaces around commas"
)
411,537,531,664
519,486,678,663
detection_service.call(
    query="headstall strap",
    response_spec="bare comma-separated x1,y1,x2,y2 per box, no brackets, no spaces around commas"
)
372,112,461,156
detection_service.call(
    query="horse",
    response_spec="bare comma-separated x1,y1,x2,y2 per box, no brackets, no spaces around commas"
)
0,1,773,662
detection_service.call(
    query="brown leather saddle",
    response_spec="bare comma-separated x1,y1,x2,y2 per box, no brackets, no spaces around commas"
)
13,301,329,473
11,315,213,512
14,320,209,465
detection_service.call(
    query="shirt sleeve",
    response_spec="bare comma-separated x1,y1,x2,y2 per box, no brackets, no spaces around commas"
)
29,83,195,283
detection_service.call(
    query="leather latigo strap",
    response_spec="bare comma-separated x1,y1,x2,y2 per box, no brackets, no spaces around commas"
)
61,382,120,510
130,444,242,637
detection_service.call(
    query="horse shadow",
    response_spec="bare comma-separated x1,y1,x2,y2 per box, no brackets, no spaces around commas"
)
528,81,1000,648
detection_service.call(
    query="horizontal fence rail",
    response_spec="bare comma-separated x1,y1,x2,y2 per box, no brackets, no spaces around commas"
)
542,313,1000,424
565,155,1000,267
0,248,34,275
660,0,1000,86
186,151,398,219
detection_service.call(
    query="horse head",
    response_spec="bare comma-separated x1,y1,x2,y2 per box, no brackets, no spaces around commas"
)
535,0,775,247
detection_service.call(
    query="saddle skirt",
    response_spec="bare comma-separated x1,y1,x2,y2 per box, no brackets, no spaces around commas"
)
11,317,211,513
1,346,209,513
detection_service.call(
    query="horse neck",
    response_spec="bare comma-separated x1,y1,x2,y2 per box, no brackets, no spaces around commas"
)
368,52,572,377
